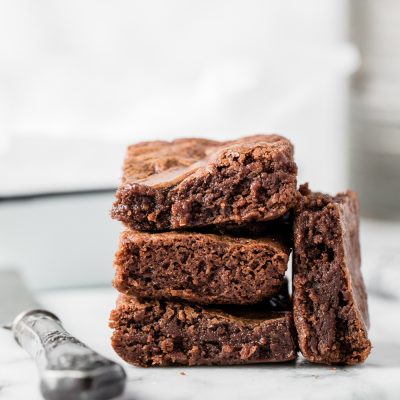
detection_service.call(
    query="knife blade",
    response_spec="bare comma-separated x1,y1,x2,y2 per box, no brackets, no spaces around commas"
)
0,270,41,328
0,269,126,400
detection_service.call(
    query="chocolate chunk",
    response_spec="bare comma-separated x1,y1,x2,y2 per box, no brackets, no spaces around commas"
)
111,135,298,231
113,229,290,305
109,284,297,367
292,184,371,365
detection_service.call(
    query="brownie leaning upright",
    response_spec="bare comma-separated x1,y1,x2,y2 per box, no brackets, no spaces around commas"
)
292,184,371,365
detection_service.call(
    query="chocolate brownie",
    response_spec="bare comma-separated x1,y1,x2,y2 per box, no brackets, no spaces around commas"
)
113,229,290,305
109,284,297,367
292,184,371,365
111,135,298,231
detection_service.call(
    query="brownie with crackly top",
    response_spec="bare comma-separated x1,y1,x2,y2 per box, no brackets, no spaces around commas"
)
111,135,298,231
292,184,371,365
113,229,290,305
109,282,297,367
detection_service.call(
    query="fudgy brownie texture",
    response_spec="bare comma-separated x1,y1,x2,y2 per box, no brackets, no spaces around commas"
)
111,135,298,231
113,229,290,305
292,184,371,365
109,285,297,367
205,214,294,241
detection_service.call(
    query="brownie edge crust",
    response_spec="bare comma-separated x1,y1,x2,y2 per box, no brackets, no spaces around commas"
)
109,296,297,367
113,230,290,305
293,184,371,365
111,134,298,231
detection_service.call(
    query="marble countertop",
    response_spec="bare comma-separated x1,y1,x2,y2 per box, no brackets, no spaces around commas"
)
0,287,399,400
1,218,400,400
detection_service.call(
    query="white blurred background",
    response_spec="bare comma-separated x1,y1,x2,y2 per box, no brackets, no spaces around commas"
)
0,0,352,193
0,0,399,292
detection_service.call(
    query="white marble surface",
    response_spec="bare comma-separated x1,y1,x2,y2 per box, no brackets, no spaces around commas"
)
0,287,400,400
1,218,400,400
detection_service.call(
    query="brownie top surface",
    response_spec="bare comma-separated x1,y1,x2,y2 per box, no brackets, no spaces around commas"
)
121,134,293,188
117,294,291,325
120,228,290,253
298,183,357,210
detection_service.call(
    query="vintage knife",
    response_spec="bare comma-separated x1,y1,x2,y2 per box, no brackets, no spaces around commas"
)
0,269,126,400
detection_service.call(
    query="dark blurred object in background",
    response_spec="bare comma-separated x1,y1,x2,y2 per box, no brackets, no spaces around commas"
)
350,0,400,219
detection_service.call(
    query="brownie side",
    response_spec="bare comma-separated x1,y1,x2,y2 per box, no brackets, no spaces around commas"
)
292,184,371,365
109,295,297,367
111,134,298,231
113,230,290,305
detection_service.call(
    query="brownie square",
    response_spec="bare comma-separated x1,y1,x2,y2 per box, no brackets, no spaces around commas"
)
109,282,297,367
111,134,297,231
292,184,371,365
113,229,290,305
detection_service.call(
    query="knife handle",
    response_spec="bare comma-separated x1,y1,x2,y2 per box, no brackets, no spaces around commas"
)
12,309,126,400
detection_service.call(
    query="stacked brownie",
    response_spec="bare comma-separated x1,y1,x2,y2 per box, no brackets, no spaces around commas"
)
109,134,371,367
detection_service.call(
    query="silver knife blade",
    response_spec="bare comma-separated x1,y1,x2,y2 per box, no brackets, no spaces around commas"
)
0,269,41,328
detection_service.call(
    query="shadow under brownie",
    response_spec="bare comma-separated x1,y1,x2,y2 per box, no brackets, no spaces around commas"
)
109,283,297,367
111,134,298,231
292,184,371,365
113,229,290,305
